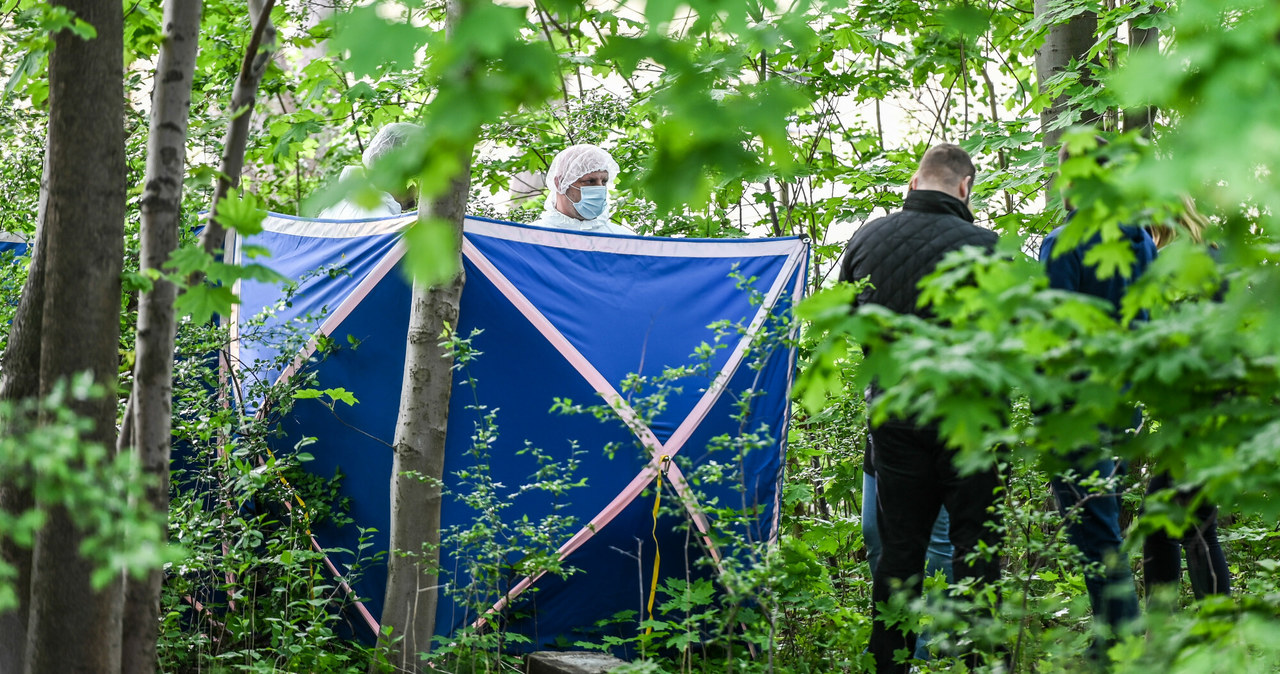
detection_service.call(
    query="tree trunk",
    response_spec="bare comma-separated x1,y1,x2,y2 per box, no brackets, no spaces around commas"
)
1034,0,1100,154
380,265,464,671
380,174,472,672
198,0,275,259
0,152,50,672
23,0,128,671
379,6,474,669
1123,4,1159,135
120,1,203,671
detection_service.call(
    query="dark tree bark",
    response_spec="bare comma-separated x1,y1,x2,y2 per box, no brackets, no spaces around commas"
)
22,0,128,671
1034,0,1101,154
379,3,473,668
120,1,203,671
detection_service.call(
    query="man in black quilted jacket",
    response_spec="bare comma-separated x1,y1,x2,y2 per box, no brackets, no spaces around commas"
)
839,143,1002,673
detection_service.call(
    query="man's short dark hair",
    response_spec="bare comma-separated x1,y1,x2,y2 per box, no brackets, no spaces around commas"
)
916,143,976,187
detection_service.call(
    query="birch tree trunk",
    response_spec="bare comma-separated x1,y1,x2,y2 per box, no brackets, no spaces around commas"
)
379,4,474,668
1034,0,1100,153
23,0,128,670
120,1,203,671
380,174,472,673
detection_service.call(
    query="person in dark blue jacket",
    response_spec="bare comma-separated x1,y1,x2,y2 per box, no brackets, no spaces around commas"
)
1040,223,1156,320
1038,143,1156,657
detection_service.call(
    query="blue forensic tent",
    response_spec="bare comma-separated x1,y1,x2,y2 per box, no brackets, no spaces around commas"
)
0,232,27,256
227,214,807,649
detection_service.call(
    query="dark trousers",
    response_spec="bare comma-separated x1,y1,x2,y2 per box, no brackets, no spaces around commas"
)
1049,456,1140,642
869,423,1002,673
1143,471,1231,599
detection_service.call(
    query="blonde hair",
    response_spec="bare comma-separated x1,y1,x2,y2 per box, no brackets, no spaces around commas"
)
1149,196,1209,249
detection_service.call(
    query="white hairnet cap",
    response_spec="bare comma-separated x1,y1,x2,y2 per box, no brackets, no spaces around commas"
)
546,143,619,195
362,122,422,168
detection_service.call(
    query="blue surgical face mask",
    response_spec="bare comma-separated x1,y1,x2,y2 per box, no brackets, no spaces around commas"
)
572,185,608,220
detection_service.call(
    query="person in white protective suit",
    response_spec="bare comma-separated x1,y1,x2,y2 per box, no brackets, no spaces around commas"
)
531,144,634,234
317,123,421,220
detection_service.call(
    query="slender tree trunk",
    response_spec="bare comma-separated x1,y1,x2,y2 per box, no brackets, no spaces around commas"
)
380,253,465,670
1123,3,1159,135
24,0,128,671
379,3,473,667
120,1,203,671
199,0,275,259
1034,0,1100,154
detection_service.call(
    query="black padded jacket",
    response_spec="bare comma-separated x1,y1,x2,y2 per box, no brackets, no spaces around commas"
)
838,189,998,475
838,189,997,318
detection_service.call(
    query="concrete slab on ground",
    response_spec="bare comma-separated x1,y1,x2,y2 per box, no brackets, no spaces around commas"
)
525,651,629,674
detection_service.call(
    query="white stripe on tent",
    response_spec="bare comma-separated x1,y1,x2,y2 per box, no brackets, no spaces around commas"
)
223,226,253,613
0,231,27,243
228,229,244,387
470,239,807,626
258,214,802,259
261,214,415,238
464,217,802,258
657,243,806,465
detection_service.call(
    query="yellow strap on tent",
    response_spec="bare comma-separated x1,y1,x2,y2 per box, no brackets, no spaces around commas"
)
645,456,670,635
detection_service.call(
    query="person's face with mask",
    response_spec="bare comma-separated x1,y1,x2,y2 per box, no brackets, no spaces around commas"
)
556,170,609,220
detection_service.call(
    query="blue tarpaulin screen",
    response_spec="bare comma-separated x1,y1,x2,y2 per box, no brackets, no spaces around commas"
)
229,214,807,650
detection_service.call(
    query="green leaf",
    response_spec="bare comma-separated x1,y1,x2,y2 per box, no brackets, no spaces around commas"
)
174,284,237,324
330,5,429,78
940,4,990,37
1081,238,1136,281
451,2,527,58
4,49,45,98
343,81,376,101
213,189,267,236
68,18,96,40
240,244,273,260
121,271,154,293
645,0,678,29
165,245,213,278
401,217,459,286
239,263,288,285
323,388,359,406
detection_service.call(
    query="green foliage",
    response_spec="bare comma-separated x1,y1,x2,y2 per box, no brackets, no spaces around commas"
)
418,329,589,670
158,296,378,672
0,376,171,605
402,216,459,287
3,0,1280,669
1113,0,1280,213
